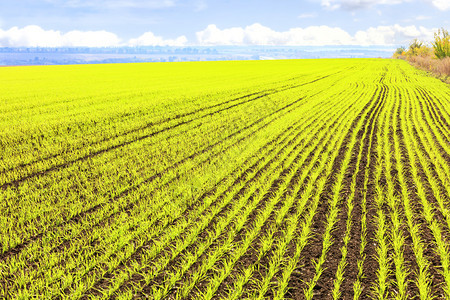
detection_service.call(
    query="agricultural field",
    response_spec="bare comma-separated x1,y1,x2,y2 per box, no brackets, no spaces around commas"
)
0,58,449,299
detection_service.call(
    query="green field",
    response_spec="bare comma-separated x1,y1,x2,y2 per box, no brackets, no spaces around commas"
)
1,59,450,299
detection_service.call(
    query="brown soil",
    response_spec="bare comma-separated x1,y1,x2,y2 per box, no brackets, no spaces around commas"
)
281,86,385,300
210,101,350,300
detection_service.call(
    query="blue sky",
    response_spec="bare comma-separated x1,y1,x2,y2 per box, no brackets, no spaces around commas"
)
0,0,448,47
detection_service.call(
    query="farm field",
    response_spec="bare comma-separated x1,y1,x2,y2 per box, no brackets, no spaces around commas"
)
0,58,450,299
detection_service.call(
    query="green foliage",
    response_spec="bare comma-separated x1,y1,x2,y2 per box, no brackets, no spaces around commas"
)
432,28,450,59
395,29,450,78
396,46,406,55
406,39,432,57
409,39,424,55
393,46,406,58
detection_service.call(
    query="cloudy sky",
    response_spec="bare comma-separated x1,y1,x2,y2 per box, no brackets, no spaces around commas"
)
0,0,448,47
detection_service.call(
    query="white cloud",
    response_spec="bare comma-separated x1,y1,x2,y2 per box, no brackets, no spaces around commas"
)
196,23,354,45
0,25,188,47
321,0,450,10
196,23,436,46
354,25,435,44
196,24,245,45
402,15,432,22
298,13,318,19
194,0,207,11
428,0,450,10
45,0,176,9
128,32,187,46
321,0,408,10
0,23,437,48
63,31,122,47
415,15,431,20
320,0,340,10
0,25,121,47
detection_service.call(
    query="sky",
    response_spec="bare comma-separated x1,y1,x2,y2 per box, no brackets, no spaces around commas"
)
0,0,448,47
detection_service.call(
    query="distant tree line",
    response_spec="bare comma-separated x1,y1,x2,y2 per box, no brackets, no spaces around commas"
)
394,28,450,80
394,28,450,59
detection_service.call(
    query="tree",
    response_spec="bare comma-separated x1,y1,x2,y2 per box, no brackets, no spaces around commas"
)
432,28,450,59
408,39,424,56
395,46,406,55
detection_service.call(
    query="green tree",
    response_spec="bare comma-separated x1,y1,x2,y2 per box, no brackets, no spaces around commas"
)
395,46,406,55
408,39,424,56
432,28,450,59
